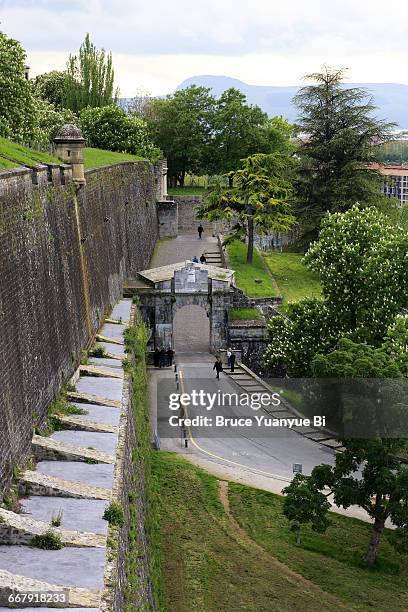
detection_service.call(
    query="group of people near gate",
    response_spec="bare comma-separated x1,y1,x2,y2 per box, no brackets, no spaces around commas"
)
153,346,175,368
213,348,236,379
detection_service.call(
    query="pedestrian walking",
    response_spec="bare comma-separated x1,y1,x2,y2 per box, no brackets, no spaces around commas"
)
213,357,223,379
226,347,232,368
192,255,199,263
159,347,166,368
167,346,174,366
199,253,207,264
198,224,204,239
230,352,236,373
153,347,160,367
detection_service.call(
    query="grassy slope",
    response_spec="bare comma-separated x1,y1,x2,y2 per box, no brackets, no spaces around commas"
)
168,186,207,196
83,147,144,169
226,240,278,298
229,307,261,321
264,252,322,309
152,452,401,612
0,138,144,171
0,137,60,168
229,483,408,611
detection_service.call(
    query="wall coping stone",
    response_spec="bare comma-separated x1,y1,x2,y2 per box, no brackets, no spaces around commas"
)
31,434,115,464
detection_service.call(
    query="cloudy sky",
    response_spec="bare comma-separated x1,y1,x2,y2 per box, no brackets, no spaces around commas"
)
1,0,408,96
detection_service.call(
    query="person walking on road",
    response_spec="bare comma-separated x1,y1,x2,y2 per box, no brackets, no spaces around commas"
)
159,347,166,368
199,253,207,264
198,224,204,239
192,255,199,263
230,351,236,373
213,356,223,379
167,346,175,366
226,348,232,368
153,347,160,367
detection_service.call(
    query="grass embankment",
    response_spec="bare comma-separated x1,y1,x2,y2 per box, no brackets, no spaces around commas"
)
0,137,61,168
153,453,408,611
226,240,278,298
152,452,345,611
123,316,162,610
264,251,321,311
168,186,207,196
0,138,145,171
83,147,144,169
229,484,408,611
229,307,261,321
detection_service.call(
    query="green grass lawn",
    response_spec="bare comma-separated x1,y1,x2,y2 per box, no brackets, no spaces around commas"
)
83,147,144,169
152,452,406,611
0,138,145,171
264,251,321,310
0,137,61,168
168,185,207,196
229,307,261,321
152,452,344,611
229,483,408,611
226,240,279,298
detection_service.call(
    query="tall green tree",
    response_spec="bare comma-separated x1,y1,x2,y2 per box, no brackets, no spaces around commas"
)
284,339,408,567
147,86,215,186
264,206,408,376
80,105,160,160
199,153,295,263
294,66,394,239
64,34,118,113
207,88,290,184
32,70,70,108
0,31,36,140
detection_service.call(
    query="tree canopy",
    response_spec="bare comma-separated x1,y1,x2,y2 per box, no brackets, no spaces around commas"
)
32,70,70,108
79,104,160,160
64,34,118,113
294,66,395,239
198,153,295,263
147,85,215,186
0,31,36,140
264,206,408,376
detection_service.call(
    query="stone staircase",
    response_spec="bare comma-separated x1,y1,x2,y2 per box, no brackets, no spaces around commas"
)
223,363,343,451
203,249,222,267
0,299,132,611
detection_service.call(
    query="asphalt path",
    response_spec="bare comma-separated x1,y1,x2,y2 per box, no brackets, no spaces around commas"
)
155,355,335,480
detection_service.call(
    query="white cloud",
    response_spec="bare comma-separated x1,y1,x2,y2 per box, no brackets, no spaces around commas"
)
3,0,408,94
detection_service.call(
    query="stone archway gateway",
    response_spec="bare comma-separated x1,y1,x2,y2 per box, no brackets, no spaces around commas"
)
134,261,236,352
173,304,210,353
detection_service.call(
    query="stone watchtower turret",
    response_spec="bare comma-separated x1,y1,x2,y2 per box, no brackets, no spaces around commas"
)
54,124,86,186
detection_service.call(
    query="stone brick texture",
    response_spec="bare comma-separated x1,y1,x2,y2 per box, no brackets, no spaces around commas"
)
0,162,158,495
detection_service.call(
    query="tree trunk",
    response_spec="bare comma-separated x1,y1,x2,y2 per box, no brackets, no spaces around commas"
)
228,175,233,188
247,217,254,264
364,517,385,565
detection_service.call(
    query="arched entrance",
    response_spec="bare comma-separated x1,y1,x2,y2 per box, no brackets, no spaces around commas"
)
173,304,210,355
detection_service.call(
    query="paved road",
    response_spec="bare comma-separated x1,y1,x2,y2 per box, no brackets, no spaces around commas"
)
153,356,335,480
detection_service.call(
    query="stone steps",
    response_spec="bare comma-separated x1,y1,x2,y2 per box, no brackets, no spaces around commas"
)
0,509,105,548
0,569,100,608
0,299,132,609
224,364,341,449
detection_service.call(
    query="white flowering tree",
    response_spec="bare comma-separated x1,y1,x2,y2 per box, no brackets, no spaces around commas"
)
264,206,408,376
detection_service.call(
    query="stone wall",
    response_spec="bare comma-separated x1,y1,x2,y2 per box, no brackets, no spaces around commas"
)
0,161,158,495
174,195,230,235
156,199,178,238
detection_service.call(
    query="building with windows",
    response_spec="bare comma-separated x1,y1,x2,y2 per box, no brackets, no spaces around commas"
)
371,163,408,207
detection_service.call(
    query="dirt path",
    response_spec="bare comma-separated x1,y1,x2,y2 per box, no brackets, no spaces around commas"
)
218,480,355,612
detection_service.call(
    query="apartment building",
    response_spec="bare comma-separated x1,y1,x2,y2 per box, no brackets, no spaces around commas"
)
371,163,408,207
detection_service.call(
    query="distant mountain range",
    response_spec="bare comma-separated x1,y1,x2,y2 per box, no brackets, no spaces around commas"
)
175,75,408,129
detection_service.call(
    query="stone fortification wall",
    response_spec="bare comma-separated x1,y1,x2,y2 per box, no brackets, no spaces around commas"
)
0,161,158,494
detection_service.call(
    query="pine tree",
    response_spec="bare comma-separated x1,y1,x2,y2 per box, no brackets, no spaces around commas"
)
294,66,394,239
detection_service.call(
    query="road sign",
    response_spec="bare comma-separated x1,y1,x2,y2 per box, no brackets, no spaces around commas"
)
293,463,303,474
